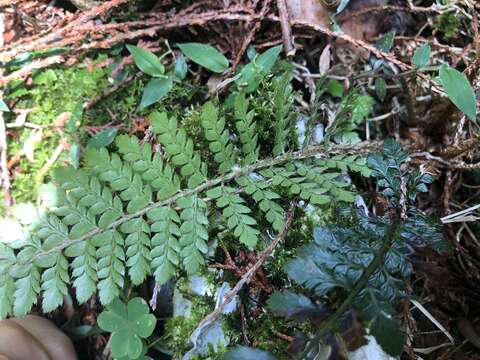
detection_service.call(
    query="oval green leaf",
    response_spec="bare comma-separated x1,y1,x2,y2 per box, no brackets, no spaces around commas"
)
87,128,117,149
126,44,165,77
139,76,173,110
412,43,431,68
439,65,477,121
173,54,188,80
177,42,229,73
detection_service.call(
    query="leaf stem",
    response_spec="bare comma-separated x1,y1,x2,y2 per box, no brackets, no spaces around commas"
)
298,215,402,359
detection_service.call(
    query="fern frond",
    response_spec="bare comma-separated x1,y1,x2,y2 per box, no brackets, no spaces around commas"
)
147,206,181,285
116,135,180,199
201,101,235,173
41,253,69,313
236,176,284,232
207,186,259,249
272,72,294,156
65,238,97,304
0,244,15,317
84,148,152,213
234,92,259,164
120,218,151,285
178,195,209,274
54,167,123,228
13,262,40,317
94,230,125,305
150,112,207,188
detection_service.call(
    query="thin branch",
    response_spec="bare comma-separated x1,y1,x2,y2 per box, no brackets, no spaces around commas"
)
276,0,294,56
189,201,296,344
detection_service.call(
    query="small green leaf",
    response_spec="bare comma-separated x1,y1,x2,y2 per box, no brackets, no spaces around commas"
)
87,128,117,149
236,45,282,92
173,54,188,80
0,99,10,112
375,77,387,102
375,31,395,52
139,76,173,109
412,43,431,68
267,291,315,318
70,143,80,169
177,43,229,73
98,297,156,359
370,313,405,356
327,79,344,98
224,346,277,360
126,45,165,77
439,65,477,121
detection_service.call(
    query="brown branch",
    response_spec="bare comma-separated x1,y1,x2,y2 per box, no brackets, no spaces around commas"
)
276,0,294,56
189,202,296,342
0,55,64,86
0,100,12,207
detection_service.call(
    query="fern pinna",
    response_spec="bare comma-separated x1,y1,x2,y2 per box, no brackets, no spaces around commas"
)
0,91,372,319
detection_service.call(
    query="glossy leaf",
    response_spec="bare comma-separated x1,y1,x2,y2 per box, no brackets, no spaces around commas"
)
173,54,188,80
126,45,165,77
139,76,173,110
439,65,477,121
412,43,431,68
236,45,282,92
177,43,229,73
87,128,117,149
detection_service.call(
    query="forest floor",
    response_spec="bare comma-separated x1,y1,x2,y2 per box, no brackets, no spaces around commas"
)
1,0,480,359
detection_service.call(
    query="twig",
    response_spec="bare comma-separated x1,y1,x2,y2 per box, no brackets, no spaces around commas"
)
0,97,12,207
189,202,296,341
276,0,294,56
299,215,402,358
0,55,65,86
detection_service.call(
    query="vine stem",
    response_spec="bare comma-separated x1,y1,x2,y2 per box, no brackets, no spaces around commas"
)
298,215,402,359
7,140,379,275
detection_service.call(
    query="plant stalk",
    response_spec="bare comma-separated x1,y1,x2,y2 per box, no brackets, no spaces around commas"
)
298,215,401,359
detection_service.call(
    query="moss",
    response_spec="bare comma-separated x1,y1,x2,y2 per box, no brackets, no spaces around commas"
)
434,11,462,40
5,60,110,205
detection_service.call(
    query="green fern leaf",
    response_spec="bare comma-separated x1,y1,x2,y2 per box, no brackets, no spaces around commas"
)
201,101,235,173
272,72,294,156
66,239,97,304
120,218,151,285
54,167,123,228
150,112,207,188
13,265,40,316
41,253,69,313
234,92,259,164
116,135,180,199
0,244,16,318
236,176,284,231
94,230,125,305
148,206,181,284
178,195,209,274
207,186,259,249
85,149,152,213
